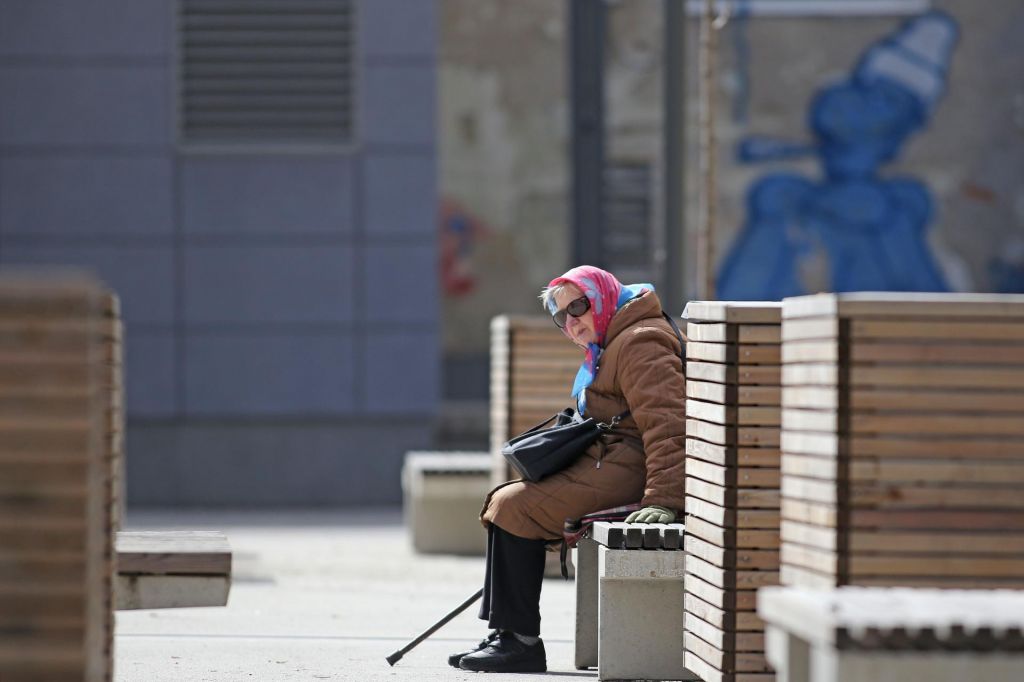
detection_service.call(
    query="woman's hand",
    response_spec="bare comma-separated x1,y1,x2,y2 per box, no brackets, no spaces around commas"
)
624,505,676,524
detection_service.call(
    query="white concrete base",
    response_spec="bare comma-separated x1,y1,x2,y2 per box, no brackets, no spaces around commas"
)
116,575,231,610
595,546,697,681
766,626,1024,682
402,452,490,556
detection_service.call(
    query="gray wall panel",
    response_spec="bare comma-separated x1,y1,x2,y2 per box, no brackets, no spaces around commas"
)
125,332,177,417
183,245,354,324
363,330,439,414
0,157,174,237
364,154,437,236
0,66,171,146
360,0,437,58
0,0,171,57
184,333,355,415
363,244,437,323
360,64,437,146
126,419,434,506
0,245,175,326
181,157,355,235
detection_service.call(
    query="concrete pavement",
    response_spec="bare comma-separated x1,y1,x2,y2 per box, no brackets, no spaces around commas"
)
117,509,593,682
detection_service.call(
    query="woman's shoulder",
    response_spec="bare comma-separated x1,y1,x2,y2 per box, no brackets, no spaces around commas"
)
609,315,680,356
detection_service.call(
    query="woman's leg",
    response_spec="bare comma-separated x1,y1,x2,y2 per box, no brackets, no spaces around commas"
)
478,523,547,636
452,523,548,672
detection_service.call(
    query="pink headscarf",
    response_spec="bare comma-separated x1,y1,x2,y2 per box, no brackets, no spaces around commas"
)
547,265,623,347
547,266,652,412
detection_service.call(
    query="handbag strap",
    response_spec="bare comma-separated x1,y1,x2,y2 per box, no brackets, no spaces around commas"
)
662,311,686,374
595,314,683,430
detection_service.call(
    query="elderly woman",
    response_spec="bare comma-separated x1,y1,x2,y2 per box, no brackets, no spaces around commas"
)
452,265,686,673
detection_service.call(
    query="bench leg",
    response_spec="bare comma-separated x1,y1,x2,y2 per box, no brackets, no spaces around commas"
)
573,537,599,669
766,625,811,682
597,547,693,681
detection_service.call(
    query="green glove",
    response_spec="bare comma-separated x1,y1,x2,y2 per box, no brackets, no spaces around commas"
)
625,505,676,524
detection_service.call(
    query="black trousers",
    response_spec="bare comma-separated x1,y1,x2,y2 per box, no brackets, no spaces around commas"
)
477,524,548,637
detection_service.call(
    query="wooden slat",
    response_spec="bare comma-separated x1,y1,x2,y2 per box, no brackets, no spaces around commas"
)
684,534,779,570
686,322,781,344
688,361,781,386
685,301,782,324
686,497,780,529
687,459,781,489
685,612,765,652
688,380,781,407
781,385,1024,413
783,292,1024,320
686,554,780,590
687,399,781,426
688,419,780,447
685,516,780,550
781,431,1024,460
684,591,766,631
685,573,760,612
687,341,781,366
684,631,771,673
686,477,780,509
686,439,781,467
115,531,231,576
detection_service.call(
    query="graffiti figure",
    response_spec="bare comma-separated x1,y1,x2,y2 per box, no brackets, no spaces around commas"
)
717,11,959,300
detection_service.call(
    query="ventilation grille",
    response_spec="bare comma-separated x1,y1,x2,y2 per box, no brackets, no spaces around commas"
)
179,0,356,146
603,161,655,282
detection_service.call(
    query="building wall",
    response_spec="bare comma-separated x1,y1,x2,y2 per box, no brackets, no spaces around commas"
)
438,0,1024,400
0,0,440,506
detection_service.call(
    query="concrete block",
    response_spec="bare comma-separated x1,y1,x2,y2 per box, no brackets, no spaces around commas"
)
364,153,437,236
363,244,437,324
0,157,174,237
0,0,171,57
181,156,354,235
573,538,599,670
0,66,171,146
360,64,436,146
401,451,490,555
360,0,436,59
184,333,355,415
597,546,695,681
116,575,230,610
0,245,174,326
183,245,354,324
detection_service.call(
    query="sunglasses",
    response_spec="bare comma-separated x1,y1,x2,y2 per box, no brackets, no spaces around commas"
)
552,296,591,329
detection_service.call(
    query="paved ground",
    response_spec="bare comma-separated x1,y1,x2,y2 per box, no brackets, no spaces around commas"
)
116,509,594,682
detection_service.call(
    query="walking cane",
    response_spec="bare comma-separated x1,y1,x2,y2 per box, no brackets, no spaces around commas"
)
385,587,484,666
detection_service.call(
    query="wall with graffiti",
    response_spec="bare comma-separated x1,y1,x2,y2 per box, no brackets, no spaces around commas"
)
703,1,1024,299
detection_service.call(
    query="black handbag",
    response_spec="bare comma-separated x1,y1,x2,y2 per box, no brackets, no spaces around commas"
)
501,407,629,482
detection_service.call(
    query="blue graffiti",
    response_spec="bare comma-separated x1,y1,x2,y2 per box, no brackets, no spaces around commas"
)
717,11,959,300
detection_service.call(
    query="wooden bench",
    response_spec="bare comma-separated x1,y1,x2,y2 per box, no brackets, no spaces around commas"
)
489,315,581,487
402,451,491,555
115,531,232,610
574,521,698,681
758,586,1024,682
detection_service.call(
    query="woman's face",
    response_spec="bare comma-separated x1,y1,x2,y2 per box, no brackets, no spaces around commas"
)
553,284,598,348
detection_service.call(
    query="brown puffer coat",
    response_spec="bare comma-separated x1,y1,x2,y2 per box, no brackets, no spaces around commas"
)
481,290,686,540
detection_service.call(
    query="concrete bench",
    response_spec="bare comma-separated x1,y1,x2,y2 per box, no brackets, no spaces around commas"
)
758,586,1024,682
115,531,232,610
574,521,698,681
402,451,491,555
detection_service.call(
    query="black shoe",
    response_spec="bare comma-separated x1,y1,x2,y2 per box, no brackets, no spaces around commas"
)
458,632,546,673
448,630,499,669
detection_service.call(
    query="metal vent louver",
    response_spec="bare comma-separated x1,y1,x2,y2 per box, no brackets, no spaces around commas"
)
604,161,655,283
179,0,355,146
